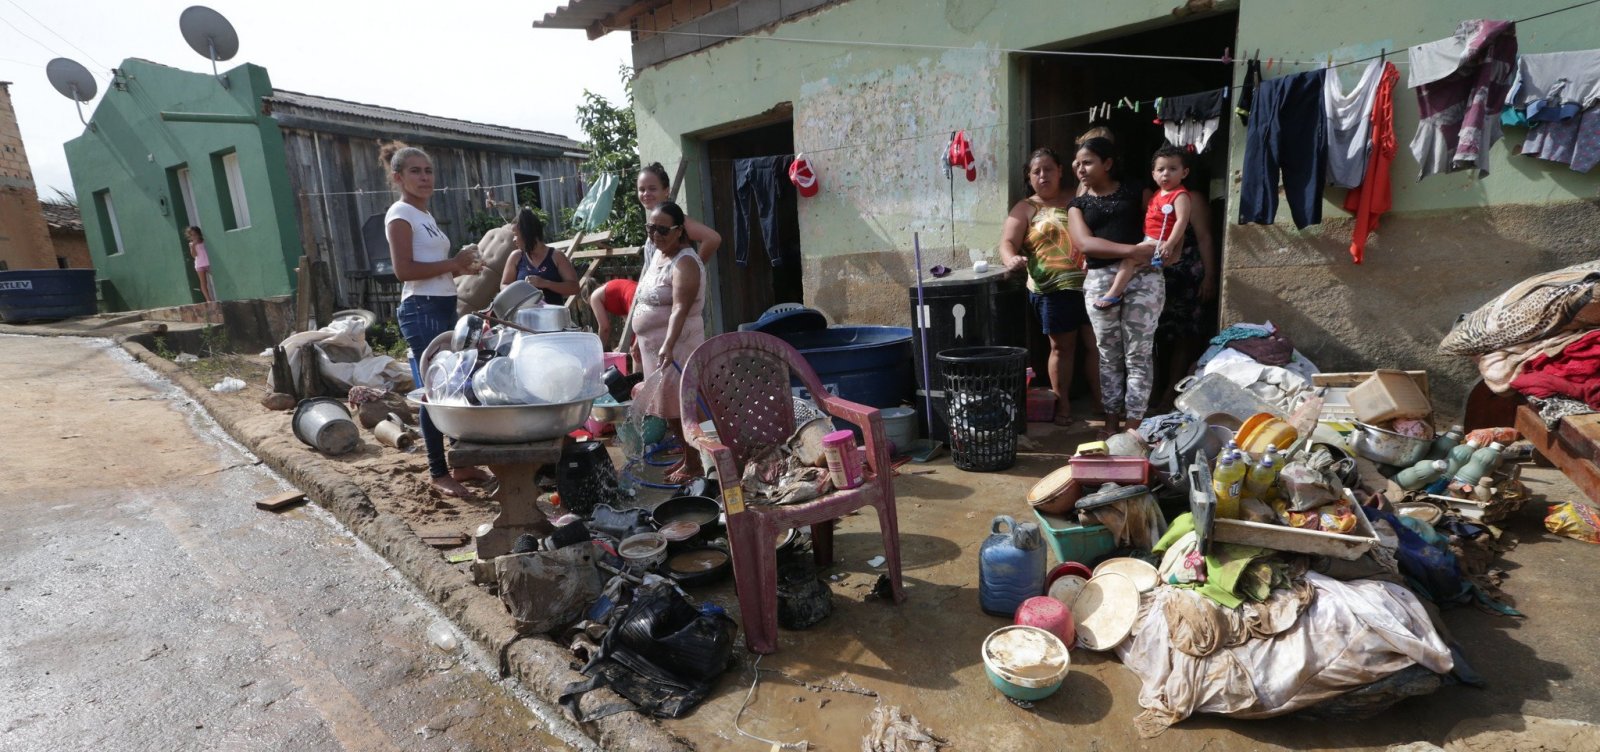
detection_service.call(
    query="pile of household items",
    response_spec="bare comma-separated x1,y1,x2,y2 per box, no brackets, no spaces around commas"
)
981,323,1531,735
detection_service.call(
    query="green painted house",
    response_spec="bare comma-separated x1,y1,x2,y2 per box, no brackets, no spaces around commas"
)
538,0,1600,411
65,58,587,313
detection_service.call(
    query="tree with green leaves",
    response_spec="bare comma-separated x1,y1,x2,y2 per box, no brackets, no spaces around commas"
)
570,66,643,248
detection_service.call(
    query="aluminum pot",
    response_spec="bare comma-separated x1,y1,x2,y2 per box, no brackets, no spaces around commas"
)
512,305,573,333
405,387,603,443
1347,421,1431,466
450,313,487,352
292,397,361,455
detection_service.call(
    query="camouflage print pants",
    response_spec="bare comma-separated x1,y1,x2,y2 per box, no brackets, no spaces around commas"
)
1084,266,1165,420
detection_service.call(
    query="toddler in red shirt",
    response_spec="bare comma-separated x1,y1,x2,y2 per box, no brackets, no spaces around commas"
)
1093,146,1192,310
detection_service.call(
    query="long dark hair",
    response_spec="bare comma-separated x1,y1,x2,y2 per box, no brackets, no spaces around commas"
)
651,201,696,252
516,208,543,250
1076,137,1119,178
639,162,671,190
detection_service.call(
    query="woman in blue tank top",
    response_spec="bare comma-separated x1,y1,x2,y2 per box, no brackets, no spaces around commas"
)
499,208,579,304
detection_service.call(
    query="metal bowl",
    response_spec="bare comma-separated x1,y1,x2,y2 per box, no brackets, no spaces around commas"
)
490,280,543,320
1347,421,1431,466
513,305,573,333
406,387,604,443
590,399,631,424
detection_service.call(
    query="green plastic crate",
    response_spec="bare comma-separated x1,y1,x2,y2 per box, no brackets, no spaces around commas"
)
1032,508,1117,566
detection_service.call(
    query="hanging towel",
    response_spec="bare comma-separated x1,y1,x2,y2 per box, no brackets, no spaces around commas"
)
1344,62,1400,265
1408,19,1518,180
1512,50,1600,113
1323,60,1385,188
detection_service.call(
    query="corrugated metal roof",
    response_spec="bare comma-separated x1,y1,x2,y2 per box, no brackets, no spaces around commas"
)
265,89,587,152
532,0,637,32
40,201,82,232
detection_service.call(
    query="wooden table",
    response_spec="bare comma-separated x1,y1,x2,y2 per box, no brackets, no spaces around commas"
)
447,438,566,559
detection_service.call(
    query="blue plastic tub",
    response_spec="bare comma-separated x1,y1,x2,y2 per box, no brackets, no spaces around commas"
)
773,325,914,409
0,269,98,323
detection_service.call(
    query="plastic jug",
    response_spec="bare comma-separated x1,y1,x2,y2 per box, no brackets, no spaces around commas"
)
1427,426,1464,461
1429,438,1482,494
1396,459,1449,491
1244,455,1279,501
978,515,1046,617
1451,441,1505,486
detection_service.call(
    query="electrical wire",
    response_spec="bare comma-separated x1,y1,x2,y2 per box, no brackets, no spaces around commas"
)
614,26,1232,64
4,1,108,69
732,655,808,751
0,12,62,58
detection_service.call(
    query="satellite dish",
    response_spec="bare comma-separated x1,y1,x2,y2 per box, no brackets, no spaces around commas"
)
179,5,239,87
46,58,97,102
46,58,98,130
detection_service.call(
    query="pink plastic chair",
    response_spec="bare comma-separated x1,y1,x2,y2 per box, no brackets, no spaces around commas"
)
679,331,906,654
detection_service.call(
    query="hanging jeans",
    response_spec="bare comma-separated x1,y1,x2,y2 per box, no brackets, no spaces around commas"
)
1084,266,1165,421
733,156,790,266
1239,70,1327,229
398,294,457,478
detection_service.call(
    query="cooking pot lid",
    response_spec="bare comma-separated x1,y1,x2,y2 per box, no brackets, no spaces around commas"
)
1092,557,1159,592
1028,464,1075,505
1074,572,1140,651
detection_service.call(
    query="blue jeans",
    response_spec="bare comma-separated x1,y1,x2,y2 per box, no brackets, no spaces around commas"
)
1238,69,1326,229
398,294,457,478
734,156,788,265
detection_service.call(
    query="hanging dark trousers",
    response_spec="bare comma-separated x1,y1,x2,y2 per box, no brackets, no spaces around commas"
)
1238,69,1327,229
733,156,791,266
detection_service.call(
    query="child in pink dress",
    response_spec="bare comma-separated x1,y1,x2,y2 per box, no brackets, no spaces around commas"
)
186,226,215,303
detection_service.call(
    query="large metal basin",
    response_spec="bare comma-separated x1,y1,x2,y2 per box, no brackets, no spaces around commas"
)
406,388,604,443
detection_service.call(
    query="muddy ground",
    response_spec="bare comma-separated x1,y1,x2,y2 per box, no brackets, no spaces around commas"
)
174,349,1600,751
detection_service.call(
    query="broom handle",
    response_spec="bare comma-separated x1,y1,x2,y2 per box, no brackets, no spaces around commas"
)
913,232,934,432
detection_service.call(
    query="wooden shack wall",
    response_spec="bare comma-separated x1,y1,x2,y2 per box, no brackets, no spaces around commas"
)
279,127,584,312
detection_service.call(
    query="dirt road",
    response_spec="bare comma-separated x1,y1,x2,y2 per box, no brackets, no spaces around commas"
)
0,334,586,751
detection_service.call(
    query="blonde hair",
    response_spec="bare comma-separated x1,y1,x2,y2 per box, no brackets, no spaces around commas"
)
1076,127,1115,146
379,140,430,177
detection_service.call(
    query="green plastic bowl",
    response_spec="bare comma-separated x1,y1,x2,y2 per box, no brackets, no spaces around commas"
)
982,625,1070,702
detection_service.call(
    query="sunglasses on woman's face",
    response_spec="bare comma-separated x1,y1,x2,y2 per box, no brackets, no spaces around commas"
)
646,223,680,237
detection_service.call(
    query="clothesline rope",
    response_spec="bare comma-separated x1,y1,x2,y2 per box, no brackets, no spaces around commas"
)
300,0,1600,200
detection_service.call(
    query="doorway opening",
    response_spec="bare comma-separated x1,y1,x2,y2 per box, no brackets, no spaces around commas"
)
1023,10,1237,409
702,119,804,333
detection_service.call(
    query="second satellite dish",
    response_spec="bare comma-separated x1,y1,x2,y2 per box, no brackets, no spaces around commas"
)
180,6,239,62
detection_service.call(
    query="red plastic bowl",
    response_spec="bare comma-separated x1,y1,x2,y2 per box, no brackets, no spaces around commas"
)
1015,596,1076,646
1047,561,1093,586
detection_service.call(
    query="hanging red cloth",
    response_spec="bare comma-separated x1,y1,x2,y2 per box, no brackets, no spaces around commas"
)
1343,61,1399,264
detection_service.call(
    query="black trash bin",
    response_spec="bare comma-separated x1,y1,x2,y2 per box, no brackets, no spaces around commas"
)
938,346,1028,471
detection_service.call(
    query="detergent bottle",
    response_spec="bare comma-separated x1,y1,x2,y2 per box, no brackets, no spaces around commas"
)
1396,459,1450,491
1427,426,1464,462
1429,438,1482,494
1244,455,1280,502
1451,442,1505,487
1213,452,1247,519
979,515,1046,617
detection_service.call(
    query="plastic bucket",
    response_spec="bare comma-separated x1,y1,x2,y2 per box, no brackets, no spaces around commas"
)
292,397,361,455
880,406,917,454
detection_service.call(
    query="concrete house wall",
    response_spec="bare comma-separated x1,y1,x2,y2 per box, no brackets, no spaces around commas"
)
627,0,1600,412
65,59,300,311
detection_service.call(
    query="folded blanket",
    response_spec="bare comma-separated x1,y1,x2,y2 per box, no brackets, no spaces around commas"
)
1510,329,1600,408
1439,259,1600,356
1475,327,1593,393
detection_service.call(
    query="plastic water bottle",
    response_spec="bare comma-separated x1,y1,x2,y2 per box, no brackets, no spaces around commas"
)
1396,459,1449,491
426,620,460,652
1428,426,1464,462
978,515,1046,617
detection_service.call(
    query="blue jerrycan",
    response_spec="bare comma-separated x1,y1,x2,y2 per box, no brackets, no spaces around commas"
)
979,515,1046,616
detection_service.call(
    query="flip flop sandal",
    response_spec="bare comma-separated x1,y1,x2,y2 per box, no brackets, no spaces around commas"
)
1093,296,1123,310
1052,413,1076,427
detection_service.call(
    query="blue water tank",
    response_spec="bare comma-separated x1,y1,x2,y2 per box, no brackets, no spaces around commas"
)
772,325,914,409
0,269,98,323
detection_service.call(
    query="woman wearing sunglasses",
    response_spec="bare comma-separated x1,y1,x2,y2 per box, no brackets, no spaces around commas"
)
632,201,707,484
